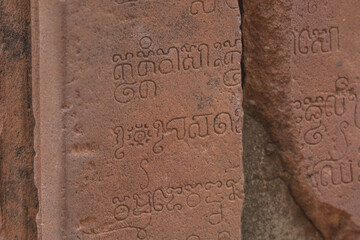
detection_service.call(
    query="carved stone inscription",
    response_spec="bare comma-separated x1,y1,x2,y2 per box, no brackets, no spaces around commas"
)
293,77,360,189
291,0,360,229
34,0,242,239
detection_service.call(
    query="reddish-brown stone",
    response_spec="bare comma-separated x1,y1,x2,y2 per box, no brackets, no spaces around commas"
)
243,0,360,239
33,0,243,239
0,0,38,239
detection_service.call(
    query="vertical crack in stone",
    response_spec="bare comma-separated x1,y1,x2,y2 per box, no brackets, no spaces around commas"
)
239,1,324,239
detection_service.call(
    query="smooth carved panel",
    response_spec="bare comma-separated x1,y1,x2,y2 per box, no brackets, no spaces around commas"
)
33,0,242,239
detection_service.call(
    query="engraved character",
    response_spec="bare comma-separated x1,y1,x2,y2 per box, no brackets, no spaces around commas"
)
166,187,184,211
299,29,311,54
226,179,243,201
214,112,234,134
114,63,134,82
153,120,165,154
139,80,157,99
133,192,152,216
189,114,212,138
208,204,224,225
157,47,180,73
113,196,131,221
167,117,187,140
138,60,156,77
153,188,171,212
184,184,203,208
114,83,136,104
204,181,224,203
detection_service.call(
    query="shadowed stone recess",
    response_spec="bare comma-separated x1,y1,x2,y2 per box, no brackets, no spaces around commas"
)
242,113,323,240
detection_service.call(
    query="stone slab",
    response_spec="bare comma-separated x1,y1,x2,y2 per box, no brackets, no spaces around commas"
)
243,0,360,238
291,1,360,238
32,1,243,239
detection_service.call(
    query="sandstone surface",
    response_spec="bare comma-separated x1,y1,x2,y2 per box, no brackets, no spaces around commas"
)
243,0,360,239
32,0,243,239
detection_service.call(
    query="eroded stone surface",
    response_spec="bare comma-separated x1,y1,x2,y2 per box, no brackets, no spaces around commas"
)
242,114,323,240
0,0,38,239
291,3,360,237
243,0,360,239
33,0,243,239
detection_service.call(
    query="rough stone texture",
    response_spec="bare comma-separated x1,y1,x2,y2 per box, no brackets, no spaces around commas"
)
242,113,323,240
0,0,38,239
33,0,243,239
243,0,360,239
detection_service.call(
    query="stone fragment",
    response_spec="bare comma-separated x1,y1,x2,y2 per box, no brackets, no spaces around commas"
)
0,0,38,239
32,0,243,239
243,0,360,239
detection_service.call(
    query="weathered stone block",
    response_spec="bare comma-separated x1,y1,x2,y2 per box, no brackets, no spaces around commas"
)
32,1,243,239
243,0,360,239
